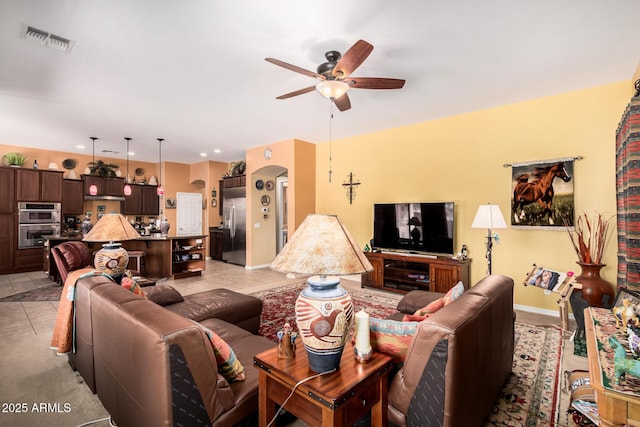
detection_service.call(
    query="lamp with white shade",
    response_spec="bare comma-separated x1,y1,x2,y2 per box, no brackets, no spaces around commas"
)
471,204,507,275
270,214,373,373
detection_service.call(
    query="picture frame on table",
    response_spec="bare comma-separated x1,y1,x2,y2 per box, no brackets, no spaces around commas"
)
614,287,640,308
524,264,574,292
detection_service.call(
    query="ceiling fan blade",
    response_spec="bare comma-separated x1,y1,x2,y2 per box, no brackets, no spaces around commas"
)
348,77,405,90
333,93,351,111
276,86,317,100
332,40,373,78
265,58,324,79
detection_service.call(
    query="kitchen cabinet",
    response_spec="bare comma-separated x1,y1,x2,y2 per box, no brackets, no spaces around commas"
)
82,175,125,197
209,228,223,260
362,251,470,294
16,169,63,202
121,184,159,215
0,168,15,273
223,175,245,188
62,179,84,215
0,167,14,213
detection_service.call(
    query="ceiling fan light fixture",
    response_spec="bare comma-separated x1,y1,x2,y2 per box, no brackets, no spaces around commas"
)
316,80,349,99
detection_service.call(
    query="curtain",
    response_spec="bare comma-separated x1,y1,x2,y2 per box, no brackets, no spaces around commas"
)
616,97,640,291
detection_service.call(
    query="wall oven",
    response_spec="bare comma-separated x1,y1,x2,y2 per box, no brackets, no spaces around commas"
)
18,202,61,248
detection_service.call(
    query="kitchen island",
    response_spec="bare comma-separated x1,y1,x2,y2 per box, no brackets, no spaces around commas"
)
46,234,207,282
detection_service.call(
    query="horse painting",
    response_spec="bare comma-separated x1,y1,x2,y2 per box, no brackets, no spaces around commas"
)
512,161,572,225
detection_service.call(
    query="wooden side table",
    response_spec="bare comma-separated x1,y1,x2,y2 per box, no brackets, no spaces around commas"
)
585,308,640,426
254,342,392,427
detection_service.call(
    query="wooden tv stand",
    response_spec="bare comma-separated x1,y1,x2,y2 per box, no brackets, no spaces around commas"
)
362,251,471,294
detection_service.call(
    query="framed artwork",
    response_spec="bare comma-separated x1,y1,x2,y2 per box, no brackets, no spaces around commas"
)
614,287,640,308
509,158,575,230
97,205,106,213
524,264,575,292
166,198,176,209
211,198,217,207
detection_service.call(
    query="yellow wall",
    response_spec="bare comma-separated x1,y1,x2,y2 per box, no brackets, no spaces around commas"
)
315,80,633,312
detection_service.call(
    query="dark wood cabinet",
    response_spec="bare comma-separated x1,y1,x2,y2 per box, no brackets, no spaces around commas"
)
362,252,470,294
16,169,63,201
0,214,14,273
82,175,125,197
209,228,223,260
223,175,245,188
0,167,15,213
218,179,224,216
62,179,84,215
121,184,159,216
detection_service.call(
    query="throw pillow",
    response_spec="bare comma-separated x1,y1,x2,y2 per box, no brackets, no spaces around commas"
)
402,314,430,322
369,317,419,364
121,277,148,299
144,285,184,306
443,281,464,305
413,297,445,317
197,323,245,382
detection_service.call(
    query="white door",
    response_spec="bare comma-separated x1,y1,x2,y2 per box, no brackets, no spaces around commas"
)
176,192,202,236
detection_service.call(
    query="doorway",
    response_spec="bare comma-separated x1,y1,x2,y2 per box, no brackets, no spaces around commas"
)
176,192,202,235
276,175,288,253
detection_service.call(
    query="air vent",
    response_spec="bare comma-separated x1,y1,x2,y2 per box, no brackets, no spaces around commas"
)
21,24,75,53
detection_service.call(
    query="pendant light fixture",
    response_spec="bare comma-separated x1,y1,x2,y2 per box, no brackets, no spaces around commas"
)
156,138,164,196
123,137,132,196
89,137,98,195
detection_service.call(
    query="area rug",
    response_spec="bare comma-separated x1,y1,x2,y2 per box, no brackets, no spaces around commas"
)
0,284,62,302
252,283,564,426
250,282,402,342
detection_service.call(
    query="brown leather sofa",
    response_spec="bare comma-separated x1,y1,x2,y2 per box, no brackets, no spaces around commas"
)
387,274,515,427
71,275,263,394
80,274,275,427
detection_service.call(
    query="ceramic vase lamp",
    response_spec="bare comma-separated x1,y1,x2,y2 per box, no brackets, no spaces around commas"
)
83,212,141,278
270,214,373,373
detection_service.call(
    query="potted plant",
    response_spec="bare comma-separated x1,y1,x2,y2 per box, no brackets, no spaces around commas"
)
228,160,246,176
565,212,615,308
4,152,27,167
87,160,119,177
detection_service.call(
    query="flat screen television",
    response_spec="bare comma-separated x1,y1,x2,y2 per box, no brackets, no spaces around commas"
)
372,202,455,256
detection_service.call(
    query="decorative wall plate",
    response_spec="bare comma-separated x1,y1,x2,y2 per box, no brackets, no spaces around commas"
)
255,179,264,190
62,158,76,170
135,167,145,176
265,180,274,191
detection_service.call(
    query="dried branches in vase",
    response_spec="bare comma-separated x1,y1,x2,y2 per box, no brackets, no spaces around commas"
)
564,212,613,265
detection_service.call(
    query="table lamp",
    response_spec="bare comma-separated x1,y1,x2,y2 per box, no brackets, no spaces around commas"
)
471,204,507,275
83,212,140,277
270,214,373,373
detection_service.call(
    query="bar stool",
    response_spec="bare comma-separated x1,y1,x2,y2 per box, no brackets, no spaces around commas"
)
127,250,147,276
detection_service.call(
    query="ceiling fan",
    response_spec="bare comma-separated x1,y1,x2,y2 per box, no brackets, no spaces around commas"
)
265,39,405,112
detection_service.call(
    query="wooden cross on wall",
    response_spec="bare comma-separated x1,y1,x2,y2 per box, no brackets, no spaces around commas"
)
342,173,361,205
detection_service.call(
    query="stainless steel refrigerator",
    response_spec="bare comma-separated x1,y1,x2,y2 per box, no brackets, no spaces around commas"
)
222,186,246,266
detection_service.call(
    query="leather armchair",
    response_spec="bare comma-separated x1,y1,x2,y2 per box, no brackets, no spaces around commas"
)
51,241,92,285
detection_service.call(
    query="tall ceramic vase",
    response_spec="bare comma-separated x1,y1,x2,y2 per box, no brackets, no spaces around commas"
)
575,262,615,308
295,277,354,373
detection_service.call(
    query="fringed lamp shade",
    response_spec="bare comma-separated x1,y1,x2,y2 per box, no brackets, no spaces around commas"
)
83,213,140,276
270,214,372,373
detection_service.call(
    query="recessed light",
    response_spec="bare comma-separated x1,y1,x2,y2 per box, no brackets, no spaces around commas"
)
200,152,207,157
213,149,221,154
76,145,85,149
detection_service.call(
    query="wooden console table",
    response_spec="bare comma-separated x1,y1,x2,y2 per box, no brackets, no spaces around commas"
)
254,342,392,427
585,308,640,426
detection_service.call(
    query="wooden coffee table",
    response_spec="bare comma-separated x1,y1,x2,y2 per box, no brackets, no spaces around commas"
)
254,342,392,427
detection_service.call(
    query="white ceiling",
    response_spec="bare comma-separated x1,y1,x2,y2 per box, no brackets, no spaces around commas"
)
1,0,639,164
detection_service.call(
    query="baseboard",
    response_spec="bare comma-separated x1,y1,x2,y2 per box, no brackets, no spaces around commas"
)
514,303,575,321
245,263,271,270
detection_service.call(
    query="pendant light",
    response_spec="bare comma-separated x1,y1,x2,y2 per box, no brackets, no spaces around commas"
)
156,138,164,196
123,137,132,196
89,137,98,195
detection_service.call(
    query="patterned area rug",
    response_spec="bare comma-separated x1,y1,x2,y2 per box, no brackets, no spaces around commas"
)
250,282,402,342
251,283,564,426
485,322,563,426
0,284,62,302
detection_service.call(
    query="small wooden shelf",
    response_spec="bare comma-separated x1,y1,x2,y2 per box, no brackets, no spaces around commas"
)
171,236,206,279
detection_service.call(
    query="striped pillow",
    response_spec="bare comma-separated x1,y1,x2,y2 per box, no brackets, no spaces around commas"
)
369,318,419,364
197,323,245,382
